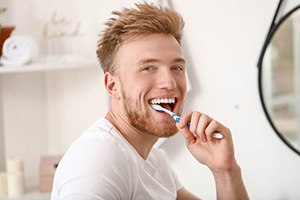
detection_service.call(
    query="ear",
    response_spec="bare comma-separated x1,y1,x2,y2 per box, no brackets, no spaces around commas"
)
104,72,120,99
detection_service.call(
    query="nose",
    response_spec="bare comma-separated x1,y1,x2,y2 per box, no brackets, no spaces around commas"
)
157,69,177,90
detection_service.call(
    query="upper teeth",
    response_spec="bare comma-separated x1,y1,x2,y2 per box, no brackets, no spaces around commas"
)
150,98,175,104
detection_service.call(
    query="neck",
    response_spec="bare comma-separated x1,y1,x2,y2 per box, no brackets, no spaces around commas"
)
105,108,159,160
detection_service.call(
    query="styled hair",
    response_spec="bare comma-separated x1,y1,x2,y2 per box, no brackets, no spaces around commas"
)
96,3,185,74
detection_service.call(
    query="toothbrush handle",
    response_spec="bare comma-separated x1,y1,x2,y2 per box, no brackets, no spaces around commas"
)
172,114,181,123
173,114,223,139
172,114,191,127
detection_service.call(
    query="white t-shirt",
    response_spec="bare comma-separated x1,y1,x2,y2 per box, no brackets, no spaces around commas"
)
51,118,182,200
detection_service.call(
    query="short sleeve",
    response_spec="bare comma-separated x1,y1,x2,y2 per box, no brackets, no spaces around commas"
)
170,166,183,191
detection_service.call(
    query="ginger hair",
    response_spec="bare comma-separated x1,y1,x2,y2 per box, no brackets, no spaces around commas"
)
96,3,185,74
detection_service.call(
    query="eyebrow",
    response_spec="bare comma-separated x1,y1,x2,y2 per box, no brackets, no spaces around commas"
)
137,58,186,66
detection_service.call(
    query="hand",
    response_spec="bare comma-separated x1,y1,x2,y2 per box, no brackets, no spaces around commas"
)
176,111,237,172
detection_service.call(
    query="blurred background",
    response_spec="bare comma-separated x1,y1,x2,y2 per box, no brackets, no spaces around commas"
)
0,0,300,199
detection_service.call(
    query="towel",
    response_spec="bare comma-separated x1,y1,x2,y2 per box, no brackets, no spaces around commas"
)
0,35,39,66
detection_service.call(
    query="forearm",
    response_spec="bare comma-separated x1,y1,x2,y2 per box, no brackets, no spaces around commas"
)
212,164,249,200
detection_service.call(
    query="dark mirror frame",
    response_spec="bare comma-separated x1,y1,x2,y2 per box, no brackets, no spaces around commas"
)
258,3,300,156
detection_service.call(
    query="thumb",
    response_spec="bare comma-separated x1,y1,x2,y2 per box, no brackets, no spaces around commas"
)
176,122,196,145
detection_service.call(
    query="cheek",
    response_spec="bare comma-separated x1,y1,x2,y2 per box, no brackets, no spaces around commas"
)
121,82,145,100
176,76,187,94
129,76,152,93
182,81,187,94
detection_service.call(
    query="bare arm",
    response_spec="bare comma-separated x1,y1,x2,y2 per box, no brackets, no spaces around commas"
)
176,111,249,200
212,164,248,200
177,187,201,200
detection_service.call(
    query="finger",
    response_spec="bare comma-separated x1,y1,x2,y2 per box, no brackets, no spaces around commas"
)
189,112,201,137
176,122,196,145
196,114,211,142
178,111,193,129
205,120,223,141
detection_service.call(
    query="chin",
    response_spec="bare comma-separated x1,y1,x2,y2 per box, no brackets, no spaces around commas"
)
129,116,178,138
147,122,178,138
157,130,178,138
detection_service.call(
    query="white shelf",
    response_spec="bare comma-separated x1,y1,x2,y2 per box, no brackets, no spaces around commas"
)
0,61,99,74
0,60,103,200
0,191,50,200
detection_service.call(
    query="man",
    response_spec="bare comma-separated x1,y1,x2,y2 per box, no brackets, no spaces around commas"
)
51,3,249,200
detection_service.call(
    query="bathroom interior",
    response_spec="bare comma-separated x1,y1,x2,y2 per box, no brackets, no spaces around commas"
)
0,0,300,199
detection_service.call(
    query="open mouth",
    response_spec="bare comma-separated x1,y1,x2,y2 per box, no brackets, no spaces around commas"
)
149,97,176,112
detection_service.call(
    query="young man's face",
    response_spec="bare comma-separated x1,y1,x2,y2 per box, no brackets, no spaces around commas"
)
114,33,187,137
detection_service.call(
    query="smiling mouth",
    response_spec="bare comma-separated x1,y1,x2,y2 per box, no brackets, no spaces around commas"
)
149,97,176,111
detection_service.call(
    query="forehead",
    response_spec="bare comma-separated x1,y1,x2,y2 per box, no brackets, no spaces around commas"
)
115,34,184,68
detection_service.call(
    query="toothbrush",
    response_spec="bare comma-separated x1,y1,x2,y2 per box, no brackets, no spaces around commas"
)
151,104,223,139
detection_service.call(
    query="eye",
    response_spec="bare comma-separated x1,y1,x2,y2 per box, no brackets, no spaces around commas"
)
171,65,184,71
141,65,155,71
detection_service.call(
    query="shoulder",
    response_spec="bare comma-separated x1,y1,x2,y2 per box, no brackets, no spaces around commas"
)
51,119,131,199
58,119,129,173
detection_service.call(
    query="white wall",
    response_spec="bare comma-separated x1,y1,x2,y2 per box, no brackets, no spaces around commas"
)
162,1,300,199
1,0,300,199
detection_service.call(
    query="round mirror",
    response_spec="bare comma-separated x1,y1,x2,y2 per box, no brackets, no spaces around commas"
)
258,5,300,155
